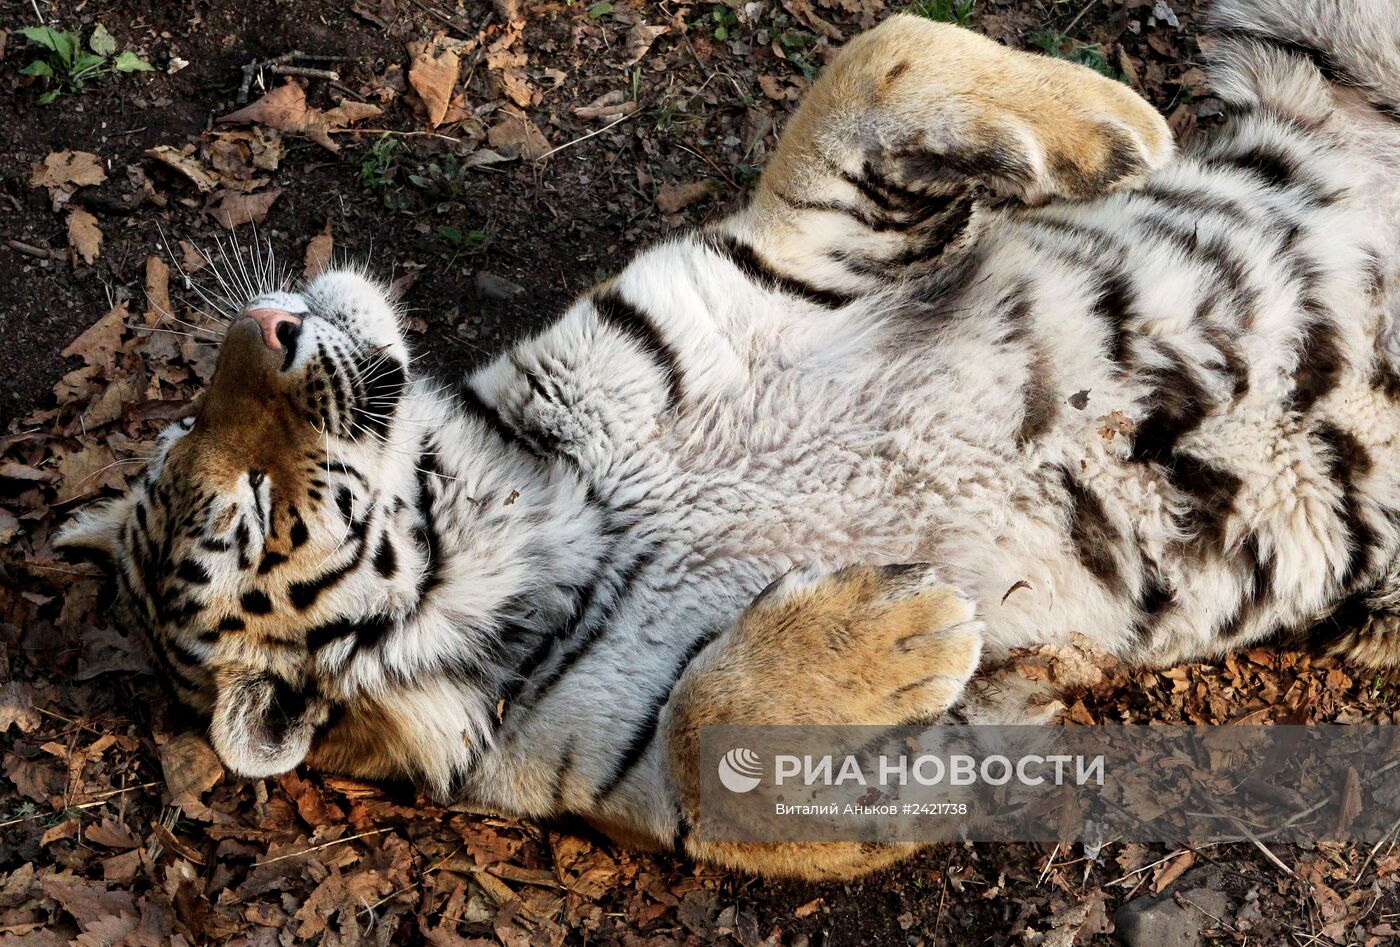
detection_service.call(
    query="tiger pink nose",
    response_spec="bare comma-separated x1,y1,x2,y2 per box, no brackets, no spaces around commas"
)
243,307,302,350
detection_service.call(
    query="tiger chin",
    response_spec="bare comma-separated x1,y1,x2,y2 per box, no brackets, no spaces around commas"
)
59,1,1400,879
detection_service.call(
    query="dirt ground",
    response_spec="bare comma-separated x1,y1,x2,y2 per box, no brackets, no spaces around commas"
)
4,0,1400,944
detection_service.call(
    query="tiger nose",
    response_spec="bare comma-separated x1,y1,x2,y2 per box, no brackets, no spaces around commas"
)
243,307,302,351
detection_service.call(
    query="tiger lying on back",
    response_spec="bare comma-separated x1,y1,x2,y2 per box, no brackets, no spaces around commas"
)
59,0,1400,878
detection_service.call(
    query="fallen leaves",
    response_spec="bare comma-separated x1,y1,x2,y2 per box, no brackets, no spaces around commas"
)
408,36,461,127
304,221,334,278
60,302,127,374
623,21,669,65
158,732,224,803
65,209,102,265
207,187,283,230
30,150,106,194
217,82,382,152
1152,851,1196,893
656,180,714,214
144,144,219,192
487,109,551,160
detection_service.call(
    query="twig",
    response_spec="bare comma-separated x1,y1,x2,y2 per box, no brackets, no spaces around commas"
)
0,782,162,828
238,51,353,103
29,0,45,25
536,110,639,161
1222,815,1296,876
1062,0,1098,37
408,0,488,38
675,143,740,192
7,239,64,261
1354,810,1400,884
345,128,466,143
253,827,392,866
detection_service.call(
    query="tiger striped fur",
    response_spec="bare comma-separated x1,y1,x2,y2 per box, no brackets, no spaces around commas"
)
58,1,1400,878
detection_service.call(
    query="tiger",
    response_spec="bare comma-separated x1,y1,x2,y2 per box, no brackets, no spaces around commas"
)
56,0,1400,878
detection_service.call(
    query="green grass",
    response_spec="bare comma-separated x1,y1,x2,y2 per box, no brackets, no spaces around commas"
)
359,134,400,190
1027,29,1125,82
18,23,152,103
909,0,975,27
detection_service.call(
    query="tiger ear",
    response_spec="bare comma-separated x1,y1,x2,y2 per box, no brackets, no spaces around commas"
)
54,496,135,564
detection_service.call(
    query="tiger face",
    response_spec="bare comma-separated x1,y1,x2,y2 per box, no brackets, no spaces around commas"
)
57,269,421,778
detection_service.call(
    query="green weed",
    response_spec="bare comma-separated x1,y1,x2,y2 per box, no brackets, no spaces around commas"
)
18,23,152,104
909,0,975,27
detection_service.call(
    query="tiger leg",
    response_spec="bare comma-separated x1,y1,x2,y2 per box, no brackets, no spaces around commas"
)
664,563,984,879
1318,559,1400,668
713,14,1174,298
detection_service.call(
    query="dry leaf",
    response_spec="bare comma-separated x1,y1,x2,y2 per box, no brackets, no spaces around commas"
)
217,83,380,152
353,0,399,28
144,145,220,192
207,188,283,229
305,221,334,278
85,818,140,850
159,732,225,802
66,208,102,265
0,683,41,735
487,110,551,161
30,150,107,190
656,180,714,214
179,239,209,274
409,44,461,127
61,302,127,372
54,443,124,503
145,255,172,324
624,23,669,65
218,82,310,133
1151,850,1195,892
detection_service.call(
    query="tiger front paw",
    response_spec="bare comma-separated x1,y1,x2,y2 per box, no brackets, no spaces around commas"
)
714,563,984,726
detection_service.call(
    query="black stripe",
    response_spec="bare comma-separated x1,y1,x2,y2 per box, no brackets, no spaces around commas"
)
176,558,210,585
354,357,406,441
1058,466,1123,590
455,382,547,459
287,537,366,611
593,625,723,800
593,289,685,410
240,589,273,614
1311,422,1377,591
1288,313,1344,414
705,232,855,308
257,552,288,575
517,546,661,717
1129,342,1213,465
373,534,397,578
234,520,252,571
306,613,394,655
1167,454,1244,551
413,457,446,598
289,514,309,550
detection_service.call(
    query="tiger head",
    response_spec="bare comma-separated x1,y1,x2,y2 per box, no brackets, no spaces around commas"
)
56,269,425,779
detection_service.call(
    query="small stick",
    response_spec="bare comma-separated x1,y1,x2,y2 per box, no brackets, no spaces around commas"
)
0,782,162,828
1354,810,1400,884
536,110,639,161
253,827,392,866
238,51,353,103
7,239,64,261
